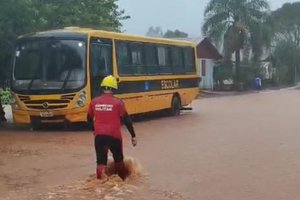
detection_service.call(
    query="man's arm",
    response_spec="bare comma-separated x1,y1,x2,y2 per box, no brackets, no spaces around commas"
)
123,112,136,138
119,100,137,146
122,112,137,146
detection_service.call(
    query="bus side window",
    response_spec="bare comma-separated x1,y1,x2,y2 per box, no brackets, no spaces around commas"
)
145,44,158,74
171,47,184,74
116,42,131,75
90,38,112,97
90,42,112,76
129,42,146,75
117,41,146,75
183,47,196,73
157,46,172,74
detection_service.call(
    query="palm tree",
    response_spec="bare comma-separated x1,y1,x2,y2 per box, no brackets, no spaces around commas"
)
202,0,270,88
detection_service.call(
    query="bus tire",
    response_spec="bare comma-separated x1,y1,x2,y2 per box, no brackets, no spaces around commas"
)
169,95,181,116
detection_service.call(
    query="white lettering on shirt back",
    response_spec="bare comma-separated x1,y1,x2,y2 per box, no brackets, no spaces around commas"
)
95,104,113,111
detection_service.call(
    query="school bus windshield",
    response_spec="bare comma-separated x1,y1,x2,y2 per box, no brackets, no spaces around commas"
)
12,39,86,94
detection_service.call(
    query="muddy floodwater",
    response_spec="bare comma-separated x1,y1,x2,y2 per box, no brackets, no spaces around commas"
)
1,88,300,200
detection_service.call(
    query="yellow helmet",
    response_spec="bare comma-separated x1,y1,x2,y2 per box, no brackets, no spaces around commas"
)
100,75,118,89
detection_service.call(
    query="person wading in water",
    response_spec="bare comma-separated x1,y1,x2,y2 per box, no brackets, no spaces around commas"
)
88,75,137,180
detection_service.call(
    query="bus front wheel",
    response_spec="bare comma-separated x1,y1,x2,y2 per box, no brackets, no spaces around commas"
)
169,95,181,116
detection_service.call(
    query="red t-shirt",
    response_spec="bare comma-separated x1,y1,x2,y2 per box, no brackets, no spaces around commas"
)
88,93,126,140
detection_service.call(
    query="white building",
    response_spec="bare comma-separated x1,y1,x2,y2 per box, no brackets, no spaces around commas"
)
195,38,223,90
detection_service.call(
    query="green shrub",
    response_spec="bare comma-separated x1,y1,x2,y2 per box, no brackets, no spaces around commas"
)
0,88,11,105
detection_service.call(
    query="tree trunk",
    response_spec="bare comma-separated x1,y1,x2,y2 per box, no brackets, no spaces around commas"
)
0,100,6,122
235,49,241,90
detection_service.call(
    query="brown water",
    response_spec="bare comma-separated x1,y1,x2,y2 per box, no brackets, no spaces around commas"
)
33,157,144,200
1,88,300,200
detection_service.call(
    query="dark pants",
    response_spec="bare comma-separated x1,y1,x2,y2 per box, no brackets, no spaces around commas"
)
94,135,123,165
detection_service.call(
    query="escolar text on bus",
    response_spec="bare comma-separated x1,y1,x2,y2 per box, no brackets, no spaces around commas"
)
161,80,179,90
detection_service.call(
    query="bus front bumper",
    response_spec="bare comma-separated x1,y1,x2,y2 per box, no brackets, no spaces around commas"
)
12,107,88,124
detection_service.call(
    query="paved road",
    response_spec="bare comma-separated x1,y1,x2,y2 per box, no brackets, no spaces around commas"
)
1,88,300,200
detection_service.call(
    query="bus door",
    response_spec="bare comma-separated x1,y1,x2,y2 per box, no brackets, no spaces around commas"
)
90,38,113,98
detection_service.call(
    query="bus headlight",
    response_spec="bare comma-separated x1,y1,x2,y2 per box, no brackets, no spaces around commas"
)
76,91,87,107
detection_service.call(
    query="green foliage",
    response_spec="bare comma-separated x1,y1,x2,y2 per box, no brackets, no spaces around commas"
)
272,40,300,84
0,0,129,35
214,60,265,90
270,2,300,84
272,2,300,47
203,0,270,50
163,30,188,38
239,63,262,88
30,0,130,31
214,61,233,82
0,88,11,105
249,18,274,61
213,60,234,90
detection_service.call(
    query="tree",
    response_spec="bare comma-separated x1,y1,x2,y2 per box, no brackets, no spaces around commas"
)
0,0,130,66
272,40,300,84
146,26,163,37
163,29,188,38
270,2,300,84
213,60,234,90
30,0,129,31
202,0,270,88
272,2,300,47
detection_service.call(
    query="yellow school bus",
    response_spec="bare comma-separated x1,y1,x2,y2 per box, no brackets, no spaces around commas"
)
10,27,199,128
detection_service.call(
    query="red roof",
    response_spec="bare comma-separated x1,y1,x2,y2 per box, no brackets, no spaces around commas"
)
196,38,223,60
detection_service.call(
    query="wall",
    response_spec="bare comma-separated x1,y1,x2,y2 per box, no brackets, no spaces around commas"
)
199,58,216,90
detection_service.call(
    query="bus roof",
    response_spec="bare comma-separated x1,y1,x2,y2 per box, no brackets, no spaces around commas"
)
18,27,195,47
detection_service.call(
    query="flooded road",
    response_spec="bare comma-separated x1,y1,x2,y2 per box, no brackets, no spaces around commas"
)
1,88,300,200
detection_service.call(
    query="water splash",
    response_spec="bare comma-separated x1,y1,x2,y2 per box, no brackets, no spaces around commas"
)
37,156,144,200
106,156,143,179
